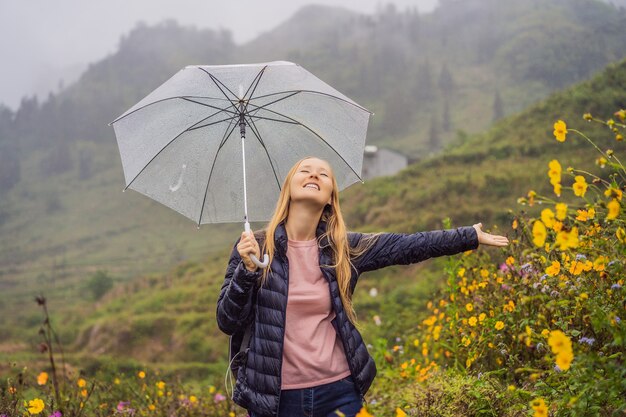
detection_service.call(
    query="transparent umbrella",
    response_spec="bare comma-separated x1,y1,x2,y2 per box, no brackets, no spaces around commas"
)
109,61,372,267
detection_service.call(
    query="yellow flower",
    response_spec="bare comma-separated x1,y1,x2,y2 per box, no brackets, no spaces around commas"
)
572,176,587,197
156,381,166,390
138,371,146,379
229,412,236,417
80,389,87,397
596,157,607,168
553,221,563,232
556,349,574,371
530,398,549,417
495,321,505,330
532,220,547,247
548,160,561,186
478,313,487,322
462,336,471,346
541,329,550,338
512,219,518,229
617,227,626,243
27,398,45,415
468,316,478,327
553,182,562,197
540,209,555,228
555,227,579,250
548,330,572,354
593,256,607,272
545,261,560,276
465,303,474,312
555,203,568,220
553,120,567,142
396,408,408,417
77,378,86,388
37,372,48,386
605,187,623,201
189,395,198,403
149,404,156,411
607,199,620,220
506,256,515,266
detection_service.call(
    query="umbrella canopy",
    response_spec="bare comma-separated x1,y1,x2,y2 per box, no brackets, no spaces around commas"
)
109,61,372,225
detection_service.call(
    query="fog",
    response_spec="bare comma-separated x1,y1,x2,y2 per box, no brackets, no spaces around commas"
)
0,0,438,110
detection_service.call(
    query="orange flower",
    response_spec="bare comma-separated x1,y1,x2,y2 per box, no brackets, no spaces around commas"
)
37,372,48,386
356,407,375,417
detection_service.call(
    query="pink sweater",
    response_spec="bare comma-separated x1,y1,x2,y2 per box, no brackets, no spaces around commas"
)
281,238,351,389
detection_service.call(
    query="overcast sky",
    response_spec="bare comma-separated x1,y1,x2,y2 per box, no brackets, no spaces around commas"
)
0,0,438,111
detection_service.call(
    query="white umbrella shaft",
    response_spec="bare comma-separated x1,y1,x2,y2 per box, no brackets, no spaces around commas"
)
241,133,269,269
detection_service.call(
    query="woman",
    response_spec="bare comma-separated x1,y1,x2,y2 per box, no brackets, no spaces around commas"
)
216,157,509,417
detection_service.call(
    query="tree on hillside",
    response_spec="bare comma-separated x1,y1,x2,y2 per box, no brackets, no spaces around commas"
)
414,60,435,104
40,142,73,177
442,99,452,132
87,270,114,301
381,86,415,137
438,63,456,98
0,105,20,193
493,90,504,122
428,114,440,152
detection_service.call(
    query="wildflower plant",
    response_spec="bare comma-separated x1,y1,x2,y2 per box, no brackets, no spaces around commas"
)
393,112,625,416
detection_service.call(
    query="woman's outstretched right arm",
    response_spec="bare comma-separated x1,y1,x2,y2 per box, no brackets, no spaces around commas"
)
215,240,260,335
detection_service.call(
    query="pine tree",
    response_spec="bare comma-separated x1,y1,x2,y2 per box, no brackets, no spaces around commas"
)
493,90,504,122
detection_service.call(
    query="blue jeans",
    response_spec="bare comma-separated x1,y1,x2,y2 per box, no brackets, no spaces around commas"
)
250,375,363,417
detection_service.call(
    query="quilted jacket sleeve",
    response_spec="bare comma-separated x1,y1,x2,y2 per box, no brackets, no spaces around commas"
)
216,241,261,336
352,226,479,274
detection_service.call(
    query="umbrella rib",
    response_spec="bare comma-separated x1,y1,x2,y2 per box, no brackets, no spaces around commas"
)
197,118,239,227
109,96,231,125
187,115,243,131
243,114,282,192
247,114,299,125
250,90,372,113
124,114,238,191
197,68,240,115
180,97,238,117
246,91,301,115
242,65,268,114
244,104,363,182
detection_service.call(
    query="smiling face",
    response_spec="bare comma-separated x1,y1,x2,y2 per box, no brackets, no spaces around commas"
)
288,157,334,208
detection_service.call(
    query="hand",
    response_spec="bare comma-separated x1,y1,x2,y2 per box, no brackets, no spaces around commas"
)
473,223,509,247
237,231,261,272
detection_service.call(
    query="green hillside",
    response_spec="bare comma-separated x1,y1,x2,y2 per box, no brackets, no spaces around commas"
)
1,0,626,352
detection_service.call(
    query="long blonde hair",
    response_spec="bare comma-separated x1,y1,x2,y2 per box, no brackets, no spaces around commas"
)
259,157,376,326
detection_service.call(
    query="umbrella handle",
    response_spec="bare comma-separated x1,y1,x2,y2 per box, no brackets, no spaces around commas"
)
244,222,270,269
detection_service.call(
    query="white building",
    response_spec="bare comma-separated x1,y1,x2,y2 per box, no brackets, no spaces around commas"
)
361,145,409,180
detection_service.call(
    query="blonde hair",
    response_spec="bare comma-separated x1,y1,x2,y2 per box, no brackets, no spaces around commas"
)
259,157,377,327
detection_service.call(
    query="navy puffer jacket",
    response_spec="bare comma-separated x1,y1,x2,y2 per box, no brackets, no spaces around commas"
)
216,221,479,417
